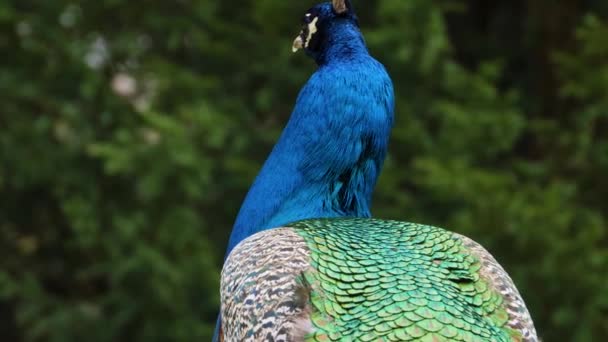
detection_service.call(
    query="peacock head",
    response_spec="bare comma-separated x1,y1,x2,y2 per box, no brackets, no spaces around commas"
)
292,0,362,62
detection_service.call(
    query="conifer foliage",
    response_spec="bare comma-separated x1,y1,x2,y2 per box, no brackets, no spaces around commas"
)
0,1,606,341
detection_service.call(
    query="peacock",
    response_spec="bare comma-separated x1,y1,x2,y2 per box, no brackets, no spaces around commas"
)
215,1,537,341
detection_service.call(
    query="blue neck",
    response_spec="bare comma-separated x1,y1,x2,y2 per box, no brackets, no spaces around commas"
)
313,20,368,65
223,22,394,258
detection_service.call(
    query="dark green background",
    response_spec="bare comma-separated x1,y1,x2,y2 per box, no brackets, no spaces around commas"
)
1,0,607,341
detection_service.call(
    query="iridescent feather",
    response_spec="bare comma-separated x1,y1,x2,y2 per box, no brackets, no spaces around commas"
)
217,1,537,341
221,219,537,341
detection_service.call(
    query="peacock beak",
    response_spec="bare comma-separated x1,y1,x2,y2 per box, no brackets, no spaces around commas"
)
292,35,304,53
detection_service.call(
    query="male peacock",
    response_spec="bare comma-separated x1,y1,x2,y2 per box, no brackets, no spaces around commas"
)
216,1,537,341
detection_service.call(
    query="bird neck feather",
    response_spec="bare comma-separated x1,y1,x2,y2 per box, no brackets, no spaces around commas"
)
313,21,368,65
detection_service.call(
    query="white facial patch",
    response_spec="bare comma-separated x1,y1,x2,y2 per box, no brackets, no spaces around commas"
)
304,17,319,48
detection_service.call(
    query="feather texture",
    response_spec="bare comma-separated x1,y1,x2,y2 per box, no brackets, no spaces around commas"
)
224,2,393,259
214,5,393,340
216,2,537,341
222,219,538,341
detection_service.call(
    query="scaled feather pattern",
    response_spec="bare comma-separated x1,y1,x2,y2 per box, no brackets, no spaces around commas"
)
222,219,537,341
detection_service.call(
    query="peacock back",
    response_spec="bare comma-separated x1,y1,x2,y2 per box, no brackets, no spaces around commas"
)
221,218,537,341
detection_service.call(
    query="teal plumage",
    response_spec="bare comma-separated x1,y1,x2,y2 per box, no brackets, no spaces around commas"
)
221,219,537,341
217,1,537,341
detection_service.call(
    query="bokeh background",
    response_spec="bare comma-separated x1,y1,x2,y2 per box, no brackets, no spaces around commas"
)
2,0,607,341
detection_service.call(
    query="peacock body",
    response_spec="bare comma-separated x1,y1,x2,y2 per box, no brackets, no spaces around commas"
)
216,1,537,341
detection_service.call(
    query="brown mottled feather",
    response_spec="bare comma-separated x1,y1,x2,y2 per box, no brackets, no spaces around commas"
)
455,233,538,341
221,228,315,341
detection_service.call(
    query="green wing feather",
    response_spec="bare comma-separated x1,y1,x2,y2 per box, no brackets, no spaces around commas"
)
221,218,537,341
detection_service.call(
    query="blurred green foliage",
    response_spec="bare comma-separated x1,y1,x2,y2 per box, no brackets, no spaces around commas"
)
1,0,607,341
